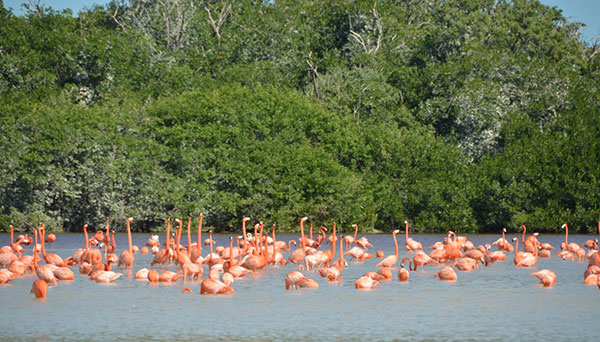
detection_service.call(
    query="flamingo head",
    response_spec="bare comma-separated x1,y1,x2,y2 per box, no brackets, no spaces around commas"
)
503,227,507,233
243,217,250,222
533,232,539,236
561,223,567,229
512,237,518,242
393,230,400,234
301,217,308,222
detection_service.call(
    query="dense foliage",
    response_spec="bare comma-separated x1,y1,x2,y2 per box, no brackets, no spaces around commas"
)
1,0,599,234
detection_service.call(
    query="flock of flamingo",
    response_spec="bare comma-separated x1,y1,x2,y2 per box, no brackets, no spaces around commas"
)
1,215,600,300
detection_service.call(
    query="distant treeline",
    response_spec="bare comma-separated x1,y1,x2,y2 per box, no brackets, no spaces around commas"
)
1,0,599,234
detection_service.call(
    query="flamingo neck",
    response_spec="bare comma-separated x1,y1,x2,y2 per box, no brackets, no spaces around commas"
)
166,218,171,249
353,224,358,240
209,231,213,262
393,231,399,258
40,225,47,257
405,221,409,243
300,220,306,249
10,225,16,249
521,225,526,243
83,225,90,251
229,238,234,265
198,214,203,249
331,222,336,256
339,235,344,264
127,219,133,254
565,224,569,244
33,229,39,265
309,224,313,241
502,228,505,241
242,220,248,248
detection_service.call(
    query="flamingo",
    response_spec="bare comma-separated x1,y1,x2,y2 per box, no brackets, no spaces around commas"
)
453,257,479,272
151,218,173,266
491,227,514,252
345,246,374,262
285,217,308,267
531,269,556,287
398,257,412,281
353,224,373,248
53,267,75,281
32,229,57,286
404,221,422,251
412,251,439,270
147,269,159,283
0,269,16,284
434,267,458,281
344,224,358,249
200,278,235,294
31,279,48,299
118,217,135,268
560,223,581,252
45,232,56,243
159,270,182,283
190,214,203,261
515,237,538,268
135,268,150,280
9,225,25,255
376,230,400,268
355,276,379,290
582,222,599,250
94,271,122,283
39,223,66,267
318,235,346,281
484,250,506,266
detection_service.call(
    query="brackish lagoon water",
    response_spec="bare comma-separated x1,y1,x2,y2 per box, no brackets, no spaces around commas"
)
1,232,599,341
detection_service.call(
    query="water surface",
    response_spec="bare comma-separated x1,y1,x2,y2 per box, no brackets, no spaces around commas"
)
1,233,598,341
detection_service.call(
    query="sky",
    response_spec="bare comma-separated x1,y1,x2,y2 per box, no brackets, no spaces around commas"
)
3,0,600,42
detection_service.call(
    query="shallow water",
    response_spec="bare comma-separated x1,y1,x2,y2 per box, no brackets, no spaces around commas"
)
1,232,598,341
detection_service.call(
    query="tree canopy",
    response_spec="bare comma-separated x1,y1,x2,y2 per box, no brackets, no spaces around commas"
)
1,0,599,234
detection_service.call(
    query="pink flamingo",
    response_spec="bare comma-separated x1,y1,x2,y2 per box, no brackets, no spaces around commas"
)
398,257,412,281
31,279,48,299
285,217,308,267
39,223,66,267
531,269,556,287
404,221,422,251
376,230,400,268
355,276,379,290
200,278,235,294
118,217,135,268
434,266,457,281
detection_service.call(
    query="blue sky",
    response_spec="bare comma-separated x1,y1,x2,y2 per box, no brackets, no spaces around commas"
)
3,0,599,42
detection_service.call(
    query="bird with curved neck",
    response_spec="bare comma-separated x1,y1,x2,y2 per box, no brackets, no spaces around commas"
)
404,221,422,251
39,223,66,267
151,218,172,266
559,223,581,253
285,217,308,267
118,217,135,268
190,214,203,262
531,269,556,287
398,257,412,281
376,230,400,268
353,224,373,249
